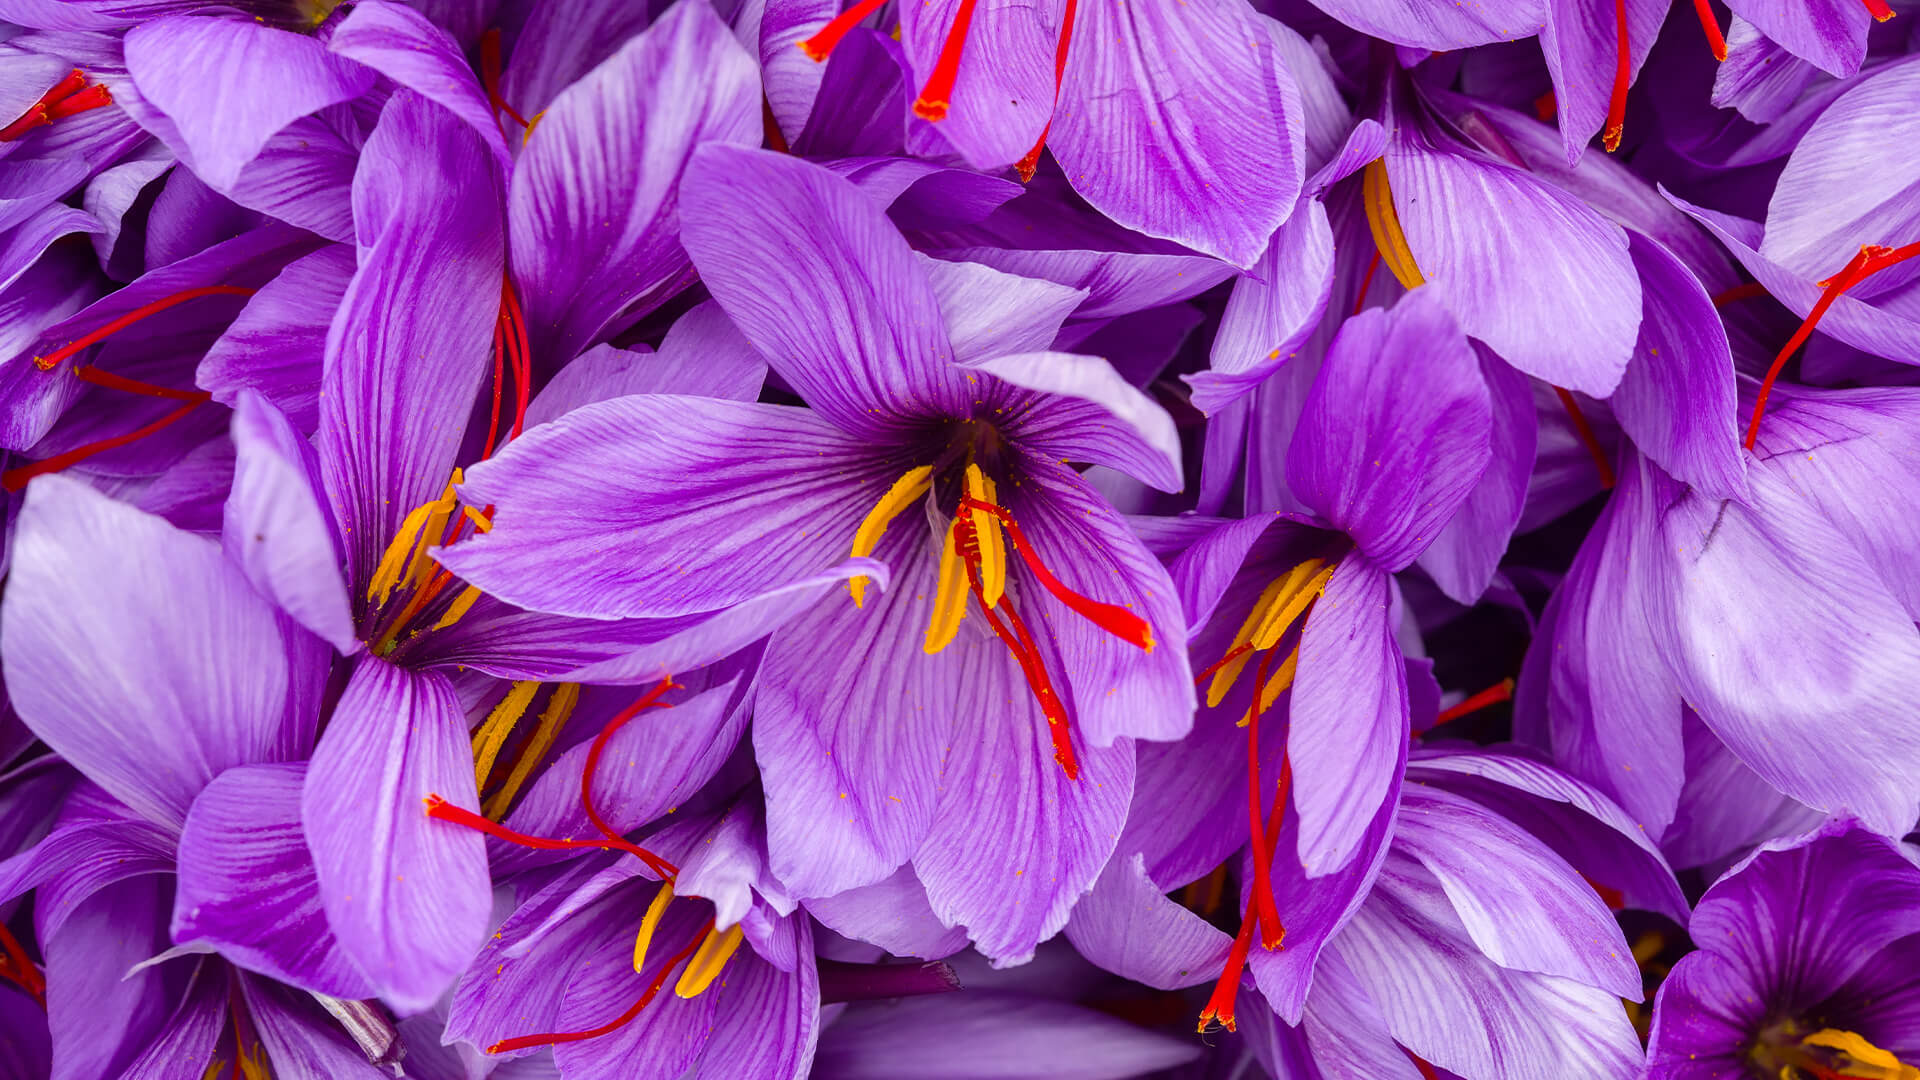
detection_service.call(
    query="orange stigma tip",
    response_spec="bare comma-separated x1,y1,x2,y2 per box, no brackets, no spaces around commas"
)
913,0,980,123
1690,0,1728,60
1603,0,1631,153
798,0,890,61
1863,0,1895,20
1746,241,1920,448
0,69,110,142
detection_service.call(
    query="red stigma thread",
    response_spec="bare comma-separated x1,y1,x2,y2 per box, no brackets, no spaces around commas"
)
1552,386,1615,490
479,29,530,131
1711,281,1769,308
33,286,258,373
1691,0,1728,60
797,0,890,61
0,70,112,142
1013,0,1079,182
1198,754,1293,1033
2,363,221,492
1863,0,1896,21
1746,242,1920,450
958,497,1153,652
425,679,683,880
957,515,1081,779
1242,648,1285,950
487,915,715,1054
1603,0,1631,152
0,922,44,1008
1352,251,1383,317
1532,91,1557,123
913,0,981,122
1419,678,1515,737
497,278,533,443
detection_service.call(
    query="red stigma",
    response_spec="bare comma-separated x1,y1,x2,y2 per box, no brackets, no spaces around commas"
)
797,0,890,62
958,497,1153,651
0,69,112,142
479,29,530,131
1552,386,1615,490
1711,281,1769,308
1532,91,1557,123
1746,242,1920,450
912,0,980,122
957,515,1081,779
33,286,258,373
1352,251,1383,317
1863,0,1896,21
1603,0,1630,152
483,275,534,460
1418,678,1515,737
1013,0,1079,182
488,915,715,1054
0,922,44,1008
1242,649,1285,950
2,362,224,493
425,678,683,881
1691,0,1728,60
1198,754,1293,1033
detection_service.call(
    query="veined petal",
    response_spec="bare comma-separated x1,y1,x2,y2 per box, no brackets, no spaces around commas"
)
1065,853,1232,991
329,1,511,171
1725,0,1870,76
897,0,1059,172
1301,0,1545,49
1539,0,1664,162
1187,199,1336,417
198,245,355,434
1416,347,1536,604
977,351,1182,493
813,992,1200,1078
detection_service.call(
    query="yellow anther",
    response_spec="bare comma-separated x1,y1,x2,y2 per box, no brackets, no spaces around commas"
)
632,882,675,973
965,464,1005,608
201,1059,227,1080
238,1043,272,1080
1362,159,1427,290
1801,1030,1920,1080
462,506,493,533
482,683,578,820
432,585,485,631
849,465,933,607
674,923,744,999
1249,562,1337,652
1205,559,1328,708
367,470,463,605
925,519,969,654
1238,647,1300,727
472,680,540,792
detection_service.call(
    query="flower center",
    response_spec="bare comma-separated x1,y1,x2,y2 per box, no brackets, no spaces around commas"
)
848,458,1153,780
0,69,112,143
1751,1021,1920,1080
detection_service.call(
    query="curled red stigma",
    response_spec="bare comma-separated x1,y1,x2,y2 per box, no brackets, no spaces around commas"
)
1691,0,1728,60
798,0,890,61
1553,386,1615,490
1603,0,1631,152
958,518,1081,778
959,497,1152,651
913,0,981,122
1746,242,1920,450
0,70,112,142
422,795,678,878
479,29,530,131
581,679,682,874
488,916,715,1054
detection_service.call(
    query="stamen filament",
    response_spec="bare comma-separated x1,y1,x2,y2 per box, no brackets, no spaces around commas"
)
798,0,891,61
487,916,714,1054
1604,0,1631,152
1553,386,1615,489
483,682,579,820
632,882,675,973
963,466,1006,608
33,286,257,372
472,681,541,792
1746,242,1920,449
912,0,980,122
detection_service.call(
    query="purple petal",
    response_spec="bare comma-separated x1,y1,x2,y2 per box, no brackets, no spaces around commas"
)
172,762,371,999
302,655,489,1014
1539,0,1663,162
317,91,503,592
509,0,758,365
804,864,970,960
197,245,354,434
1052,0,1303,268
1290,559,1409,875
1415,346,1535,603
116,956,226,1080
682,144,970,435
548,896,721,1079
1386,132,1640,395
897,0,1057,171
922,255,1084,364
329,0,511,170
0,787,175,941
813,992,1201,1079
1065,853,1232,990
1300,0,1545,49
977,351,1182,493
224,391,356,654
42,876,174,1080
1725,0,1869,75
1288,292,1492,571
448,395,887,618
0,983,48,1080
2,476,294,830
699,916,819,1080
123,16,373,188
1610,232,1747,502
750,0,836,142
239,975,394,1080
1187,199,1335,417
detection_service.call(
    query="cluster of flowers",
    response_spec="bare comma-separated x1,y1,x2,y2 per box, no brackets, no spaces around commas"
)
0,0,1916,1076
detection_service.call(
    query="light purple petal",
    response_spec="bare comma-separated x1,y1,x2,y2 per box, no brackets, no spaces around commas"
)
1539,0,1664,162
1052,0,1303,268
124,16,373,188
239,975,393,1080
172,762,371,998
329,0,510,170
510,0,758,365
1725,0,1870,75
548,896,721,1080
1065,853,1232,990
804,864,970,960
1287,292,1492,571
42,876,174,1080
302,655,489,1014
1415,346,1535,603
1300,0,1545,49
813,992,1201,1079
1187,199,1335,417
2,475,293,830
197,245,354,434
897,0,1057,171
0,788,175,941
116,957,226,1080
976,351,1182,493
682,144,969,435
921,255,1085,364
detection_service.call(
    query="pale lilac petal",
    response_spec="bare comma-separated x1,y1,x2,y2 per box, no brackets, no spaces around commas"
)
329,1,510,170
1187,199,1334,417
198,245,354,434
920,255,1085,363
813,992,1201,1079
973,351,1182,493
1416,348,1535,604
1301,0,1545,49
1725,0,1870,75
1539,0,1664,161
302,655,489,1014
116,956,226,1080
700,916,818,1080
804,864,970,960
239,975,393,1080
2,475,293,830
1065,853,1232,991
42,876,174,1080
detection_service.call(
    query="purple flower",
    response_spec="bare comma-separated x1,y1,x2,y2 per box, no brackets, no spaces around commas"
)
1647,816,1920,1080
443,143,1194,963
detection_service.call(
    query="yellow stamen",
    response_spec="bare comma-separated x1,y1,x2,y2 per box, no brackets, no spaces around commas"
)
1801,1030,1920,1080
632,882,675,973
849,465,933,607
1249,562,1337,652
472,680,540,792
367,470,463,605
462,506,493,533
964,464,1006,608
482,683,578,820
431,585,485,631
1239,647,1300,727
202,1060,227,1080
1362,159,1427,290
238,1043,272,1080
924,519,970,654
1206,559,1328,707
674,923,744,999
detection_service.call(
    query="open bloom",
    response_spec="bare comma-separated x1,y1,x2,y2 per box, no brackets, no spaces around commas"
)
1648,816,1920,1079
444,143,1194,963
